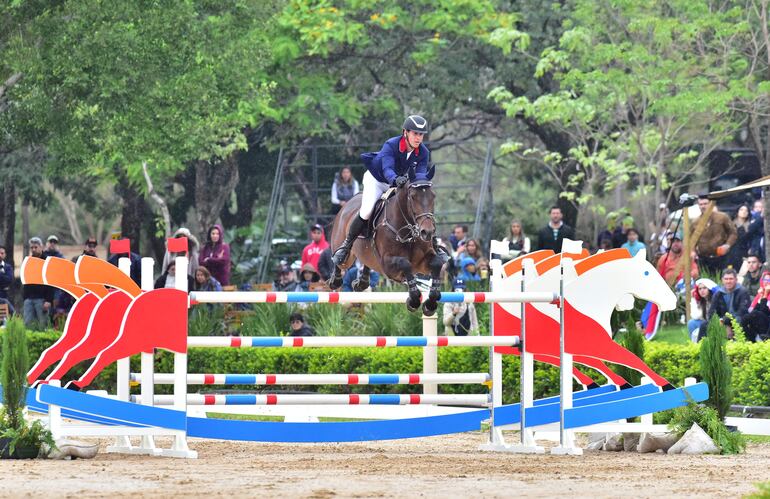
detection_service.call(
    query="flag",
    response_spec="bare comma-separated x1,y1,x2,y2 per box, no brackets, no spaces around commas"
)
640,302,661,340
560,238,584,254
489,239,509,257
167,237,189,254
109,238,131,255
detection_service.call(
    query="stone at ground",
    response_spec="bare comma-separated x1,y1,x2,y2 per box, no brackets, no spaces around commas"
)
586,432,606,451
44,439,99,460
622,433,640,452
638,431,679,453
603,433,623,451
667,423,720,455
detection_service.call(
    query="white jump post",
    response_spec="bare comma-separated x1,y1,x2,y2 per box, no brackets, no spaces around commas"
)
421,312,438,395
138,257,159,455
107,256,133,454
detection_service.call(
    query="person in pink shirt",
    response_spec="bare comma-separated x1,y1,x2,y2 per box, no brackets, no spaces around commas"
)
301,223,330,271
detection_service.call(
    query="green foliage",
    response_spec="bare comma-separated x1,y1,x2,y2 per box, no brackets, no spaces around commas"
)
747,482,770,499
1,317,29,431
188,307,225,337
615,326,645,386
667,402,745,455
699,314,733,420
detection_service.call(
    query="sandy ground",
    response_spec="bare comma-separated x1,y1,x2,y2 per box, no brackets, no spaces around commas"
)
0,432,767,498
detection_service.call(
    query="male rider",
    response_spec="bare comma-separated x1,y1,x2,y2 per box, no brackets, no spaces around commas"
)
331,115,449,266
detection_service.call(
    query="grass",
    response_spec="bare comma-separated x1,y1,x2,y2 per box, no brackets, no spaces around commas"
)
651,324,691,345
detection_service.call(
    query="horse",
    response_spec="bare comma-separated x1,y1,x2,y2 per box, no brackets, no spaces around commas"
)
328,180,445,316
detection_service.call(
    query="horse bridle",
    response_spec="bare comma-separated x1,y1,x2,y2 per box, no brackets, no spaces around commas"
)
382,182,435,244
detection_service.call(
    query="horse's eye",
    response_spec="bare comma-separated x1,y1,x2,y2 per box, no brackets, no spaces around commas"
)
644,271,649,276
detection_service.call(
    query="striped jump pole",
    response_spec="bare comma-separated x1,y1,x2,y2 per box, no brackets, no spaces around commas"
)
189,290,557,305
129,372,491,386
187,335,519,348
134,394,491,407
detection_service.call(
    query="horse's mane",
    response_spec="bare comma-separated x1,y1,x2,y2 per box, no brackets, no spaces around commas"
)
574,248,632,276
501,250,553,277
534,249,590,275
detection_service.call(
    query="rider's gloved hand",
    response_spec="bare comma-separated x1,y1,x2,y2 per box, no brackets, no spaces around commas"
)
394,175,408,187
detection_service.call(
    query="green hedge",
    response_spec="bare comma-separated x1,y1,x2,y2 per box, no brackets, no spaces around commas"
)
12,329,770,406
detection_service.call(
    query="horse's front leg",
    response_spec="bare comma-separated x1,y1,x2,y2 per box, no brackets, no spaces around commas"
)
421,254,444,317
386,256,421,311
352,266,371,292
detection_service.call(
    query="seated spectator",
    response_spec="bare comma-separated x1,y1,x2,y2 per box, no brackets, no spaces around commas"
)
342,260,380,292
597,238,613,252
43,235,64,259
476,257,490,281
0,296,15,317
163,228,200,277
741,253,764,297
301,223,329,272
621,228,646,257
458,257,480,282
0,245,13,301
195,266,222,292
455,238,482,268
296,263,321,292
330,166,360,215
199,224,231,286
500,220,530,261
687,278,717,343
740,272,770,342
272,265,298,292
154,261,194,290
698,268,750,341
288,312,316,337
442,278,478,336
612,215,635,248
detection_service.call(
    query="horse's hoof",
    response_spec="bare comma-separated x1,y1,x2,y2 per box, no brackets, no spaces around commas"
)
422,301,438,317
428,290,441,303
406,297,421,312
352,279,370,292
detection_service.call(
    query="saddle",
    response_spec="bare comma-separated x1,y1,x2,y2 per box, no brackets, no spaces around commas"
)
360,188,397,239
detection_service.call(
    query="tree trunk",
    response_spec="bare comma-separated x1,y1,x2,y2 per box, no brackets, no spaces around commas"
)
194,154,240,233
115,173,147,253
0,183,16,266
21,202,29,257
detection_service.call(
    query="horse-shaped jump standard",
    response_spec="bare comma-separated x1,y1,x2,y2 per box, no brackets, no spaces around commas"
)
328,180,445,316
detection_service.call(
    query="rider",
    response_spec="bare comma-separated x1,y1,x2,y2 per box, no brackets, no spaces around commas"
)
331,115,450,266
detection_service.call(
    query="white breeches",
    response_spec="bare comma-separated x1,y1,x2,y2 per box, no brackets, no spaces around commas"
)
359,171,390,220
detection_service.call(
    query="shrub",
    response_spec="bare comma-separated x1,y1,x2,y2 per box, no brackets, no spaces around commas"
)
700,315,733,420
668,402,745,455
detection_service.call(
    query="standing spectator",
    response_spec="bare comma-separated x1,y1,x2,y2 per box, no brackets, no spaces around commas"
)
687,278,717,343
741,272,770,342
699,268,750,341
75,237,99,261
442,278,478,336
621,228,646,257
597,212,618,248
154,261,194,290
455,238,483,267
163,228,200,278
656,234,699,286
199,224,231,286
500,220,530,261
272,265,298,292
107,244,142,286
536,206,575,252
330,166,360,215
611,215,635,249
43,235,64,259
741,253,764,297
692,195,737,274
317,247,334,282
0,245,12,301
747,198,765,262
448,225,468,252
22,237,54,329
301,223,329,272
727,205,751,270
296,263,321,292
597,238,613,252
288,312,316,337
194,266,222,292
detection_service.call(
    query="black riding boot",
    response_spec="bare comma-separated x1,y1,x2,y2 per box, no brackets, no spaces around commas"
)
433,237,450,265
332,215,366,266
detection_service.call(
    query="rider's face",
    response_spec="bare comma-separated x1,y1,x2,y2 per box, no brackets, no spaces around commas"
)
404,130,425,149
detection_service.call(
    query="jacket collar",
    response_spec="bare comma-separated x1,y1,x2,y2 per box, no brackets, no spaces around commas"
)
399,137,419,155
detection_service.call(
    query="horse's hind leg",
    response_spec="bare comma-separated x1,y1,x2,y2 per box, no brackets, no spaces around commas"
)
352,266,371,292
422,254,444,317
386,256,421,311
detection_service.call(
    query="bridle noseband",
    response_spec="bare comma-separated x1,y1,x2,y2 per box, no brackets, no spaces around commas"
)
383,182,435,244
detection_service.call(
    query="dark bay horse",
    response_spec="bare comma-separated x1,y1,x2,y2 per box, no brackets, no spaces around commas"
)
328,180,445,316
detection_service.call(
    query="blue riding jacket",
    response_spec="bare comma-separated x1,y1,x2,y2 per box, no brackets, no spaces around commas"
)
361,136,433,185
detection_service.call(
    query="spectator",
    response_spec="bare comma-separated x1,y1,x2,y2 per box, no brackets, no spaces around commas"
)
107,244,142,286
727,205,752,270
43,235,64,259
621,228,646,257
296,263,321,292
747,198,765,262
455,238,482,267
699,268,750,341
611,215,635,249
458,256,480,282
301,223,329,272
500,220,530,261
154,261,194,290
163,228,200,278
692,195,737,274
199,224,231,286
0,245,12,301
442,277,478,336
598,238,613,252
741,253,764,297
687,278,717,343
476,257,490,281
342,260,380,291
330,166,360,214
536,206,575,252
272,265,298,292
74,237,99,262
448,225,468,252
597,212,618,248
288,312,316,337
194,266,222,292
741,272,770,342
22,237,54,329
656,234,699,286
317,247,334,282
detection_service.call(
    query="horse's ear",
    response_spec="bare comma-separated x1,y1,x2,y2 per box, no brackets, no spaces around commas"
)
634,248,647,260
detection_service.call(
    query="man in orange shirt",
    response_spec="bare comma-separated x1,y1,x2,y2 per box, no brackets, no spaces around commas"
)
657,234,699,286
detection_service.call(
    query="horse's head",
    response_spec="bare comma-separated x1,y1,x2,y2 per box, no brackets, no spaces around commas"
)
405,180,436,243
605,249,677,311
